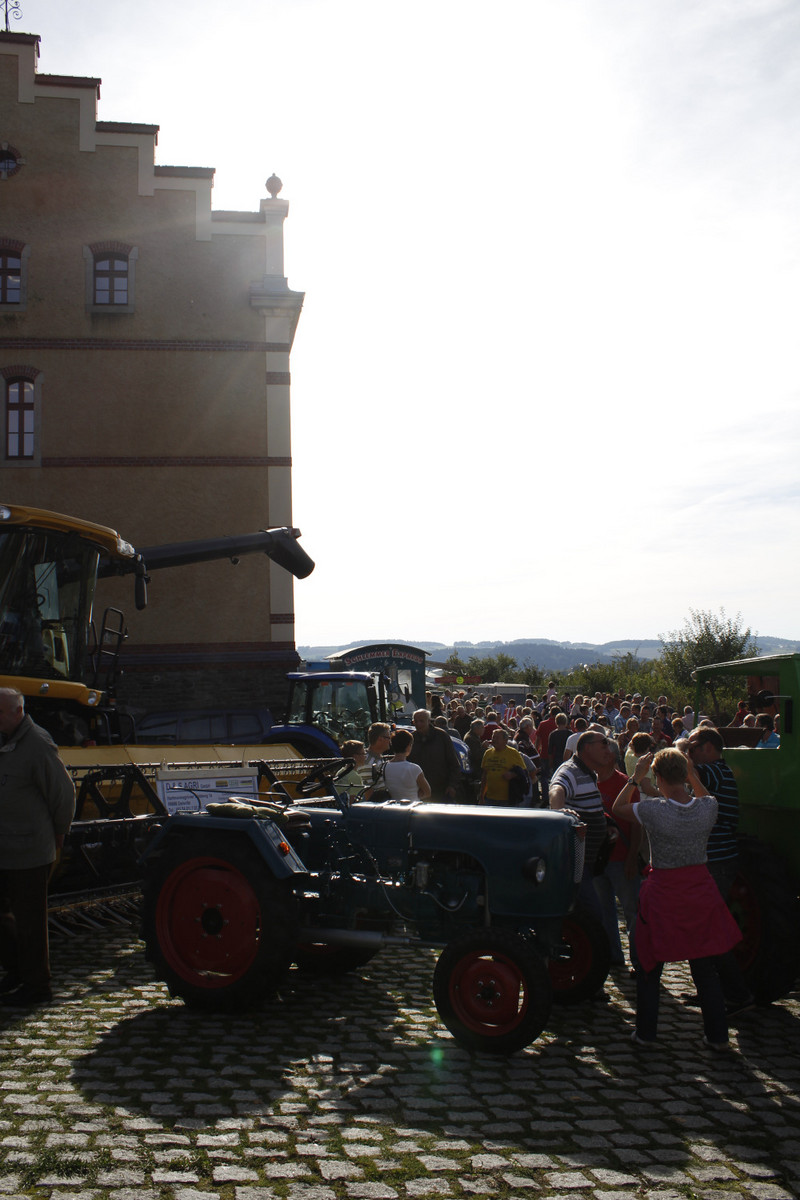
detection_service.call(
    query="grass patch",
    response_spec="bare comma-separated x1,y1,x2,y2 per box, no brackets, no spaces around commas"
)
20,1146,114,1187
167,1148,214,1178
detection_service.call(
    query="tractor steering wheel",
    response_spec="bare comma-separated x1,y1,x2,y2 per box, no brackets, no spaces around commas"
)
296,758,356,797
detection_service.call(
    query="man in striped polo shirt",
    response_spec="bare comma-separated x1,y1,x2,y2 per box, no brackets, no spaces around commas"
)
549,729,611,920
685,726,754,1017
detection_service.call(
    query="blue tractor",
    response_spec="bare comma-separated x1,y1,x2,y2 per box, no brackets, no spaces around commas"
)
264,670,471,775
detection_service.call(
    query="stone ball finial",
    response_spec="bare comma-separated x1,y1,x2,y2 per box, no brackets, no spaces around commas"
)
266,173,283,198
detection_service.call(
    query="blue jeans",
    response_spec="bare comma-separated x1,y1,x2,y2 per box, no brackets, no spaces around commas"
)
594,861,640,966
577,872,604,925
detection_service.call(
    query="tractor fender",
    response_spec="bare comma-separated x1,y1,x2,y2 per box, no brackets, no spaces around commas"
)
140,812,309,880
261,724,341,757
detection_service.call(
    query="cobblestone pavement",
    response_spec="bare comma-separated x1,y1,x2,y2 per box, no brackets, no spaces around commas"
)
0,922,798,1200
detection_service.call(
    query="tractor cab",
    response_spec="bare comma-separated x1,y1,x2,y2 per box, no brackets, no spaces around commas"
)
276,671,383,755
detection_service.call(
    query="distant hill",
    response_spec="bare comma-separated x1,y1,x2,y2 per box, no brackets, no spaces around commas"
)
297,636,800,673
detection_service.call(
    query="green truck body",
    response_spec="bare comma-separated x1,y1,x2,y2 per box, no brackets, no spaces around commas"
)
694,653,800,876
694,652,800,1000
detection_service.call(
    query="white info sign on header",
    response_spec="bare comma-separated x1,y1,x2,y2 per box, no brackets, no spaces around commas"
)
156,768,260,816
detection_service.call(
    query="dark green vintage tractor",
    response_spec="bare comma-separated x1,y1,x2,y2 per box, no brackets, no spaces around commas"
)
141,762,610,1055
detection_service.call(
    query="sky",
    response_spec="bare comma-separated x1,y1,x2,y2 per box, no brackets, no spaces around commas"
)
22,0,800,647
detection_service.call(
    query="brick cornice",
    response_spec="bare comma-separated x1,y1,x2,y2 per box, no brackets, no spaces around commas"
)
126,642,292,653
0,337,290,352
42,455,291,467
119,643,297,665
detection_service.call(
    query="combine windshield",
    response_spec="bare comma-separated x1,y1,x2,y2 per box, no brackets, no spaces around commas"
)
0,527,99,683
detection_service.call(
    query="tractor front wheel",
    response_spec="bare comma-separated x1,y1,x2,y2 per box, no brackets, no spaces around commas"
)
433,928,552,1055
143,836,297,1011
549,906,611,1006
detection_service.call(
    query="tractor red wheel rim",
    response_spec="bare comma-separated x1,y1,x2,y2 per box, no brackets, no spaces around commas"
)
155,856,261,989
448,950,529,1036
548,915,592,991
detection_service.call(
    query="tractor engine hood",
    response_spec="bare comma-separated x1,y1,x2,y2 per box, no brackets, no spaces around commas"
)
344,801,581,918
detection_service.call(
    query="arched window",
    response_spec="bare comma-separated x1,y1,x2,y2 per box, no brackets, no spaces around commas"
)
0,144,22,181
6,378,35,460
0,251,21,303
94,253,129,305
0,239,29,309
84,242,138,313
2,367,41,467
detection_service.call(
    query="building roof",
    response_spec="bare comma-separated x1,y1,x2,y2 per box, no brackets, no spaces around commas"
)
36,73,101,93
155,165,216,179
0,31,40,47
97,120,159,136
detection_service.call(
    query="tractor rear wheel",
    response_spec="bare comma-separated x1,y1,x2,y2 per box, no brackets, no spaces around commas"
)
727,836,800,1003
143,835,297,1010
549,906,611,1006
433,928,552,1055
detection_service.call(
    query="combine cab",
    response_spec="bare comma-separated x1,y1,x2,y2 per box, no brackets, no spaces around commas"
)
0,502,313,743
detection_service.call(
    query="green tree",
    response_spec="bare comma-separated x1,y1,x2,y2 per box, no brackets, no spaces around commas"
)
442,652,470,677
563,652,658,700
520,660,545,690
659,608,758,695
466,652,524,683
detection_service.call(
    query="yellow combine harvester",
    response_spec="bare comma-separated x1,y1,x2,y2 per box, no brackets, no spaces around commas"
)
0,502,323,919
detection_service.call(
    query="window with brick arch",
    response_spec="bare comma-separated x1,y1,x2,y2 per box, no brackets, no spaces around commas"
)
85,243,137,313
0,250,22,304
6,379,35,459
93,253,129,305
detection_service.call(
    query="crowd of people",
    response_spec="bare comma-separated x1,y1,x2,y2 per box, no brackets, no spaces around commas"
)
338,681,775,1053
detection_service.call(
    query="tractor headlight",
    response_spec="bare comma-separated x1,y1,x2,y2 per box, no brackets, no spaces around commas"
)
523,856,546,884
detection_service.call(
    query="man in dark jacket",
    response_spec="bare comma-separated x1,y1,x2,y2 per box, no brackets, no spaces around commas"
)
0,688,76,1006
408,709,461,802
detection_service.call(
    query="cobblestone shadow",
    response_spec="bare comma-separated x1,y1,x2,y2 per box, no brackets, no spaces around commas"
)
0,925,795,1197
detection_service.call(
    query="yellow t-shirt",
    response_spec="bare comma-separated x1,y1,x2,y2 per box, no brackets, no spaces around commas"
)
624,747,657,795
481,745,526,803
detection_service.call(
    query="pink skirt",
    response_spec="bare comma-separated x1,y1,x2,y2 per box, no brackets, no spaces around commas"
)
635,863,742,974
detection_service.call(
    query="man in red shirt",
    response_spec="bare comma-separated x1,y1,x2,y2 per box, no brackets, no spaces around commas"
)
534,705,560,784
650,715,673,748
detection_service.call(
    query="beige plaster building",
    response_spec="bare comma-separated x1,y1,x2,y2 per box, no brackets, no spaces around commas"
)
0,30,305,711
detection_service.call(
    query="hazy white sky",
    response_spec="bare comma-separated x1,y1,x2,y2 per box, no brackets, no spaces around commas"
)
26,0,800,645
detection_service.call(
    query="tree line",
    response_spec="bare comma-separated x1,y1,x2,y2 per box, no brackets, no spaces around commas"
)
442,609,758,717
